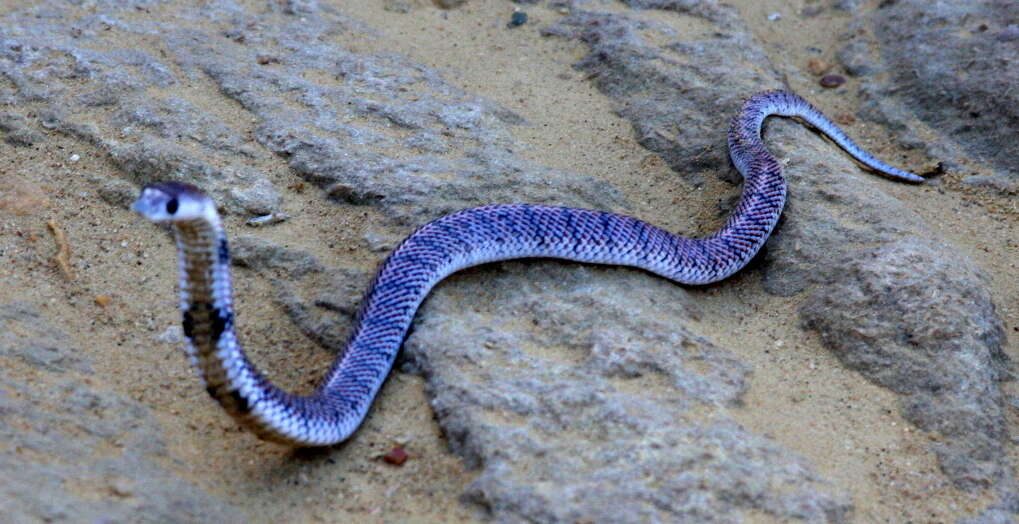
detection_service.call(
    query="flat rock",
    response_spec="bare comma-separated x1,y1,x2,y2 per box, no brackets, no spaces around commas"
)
0,1,622,221
840,0,1019,191
547,0,1017,516
404,263,851,522
0,302,242,522
542,4,781,184
2,0,1015,522
800,238,1011,490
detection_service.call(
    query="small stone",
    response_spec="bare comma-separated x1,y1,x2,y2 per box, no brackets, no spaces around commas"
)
94,295,112,307
109,478,134,497
834,113,855,126
68,153,80,163
807,58,832,76
383,0,411,13
156,325,183,344
995,24,1019,42
767,12,781,21
819,74,846,88
432,0,465,8
507,11,527,28
382,446,409,465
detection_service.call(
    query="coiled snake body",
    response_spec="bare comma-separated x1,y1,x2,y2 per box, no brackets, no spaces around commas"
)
133,91,923,446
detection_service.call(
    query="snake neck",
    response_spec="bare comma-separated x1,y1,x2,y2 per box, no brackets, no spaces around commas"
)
172,218,292,442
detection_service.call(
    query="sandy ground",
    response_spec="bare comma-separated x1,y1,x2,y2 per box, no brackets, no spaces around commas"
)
0,0,1015,522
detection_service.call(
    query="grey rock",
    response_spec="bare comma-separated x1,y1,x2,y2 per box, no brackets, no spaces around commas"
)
618,0,736,24
0,302,243,522
960,174,1018,195
830,0,860,11
0,0,621,223
4,0,1014,521
274,0,322,15
543,7,781,184
800,238,1012,490
871,0,1019,187
835,40,874,76
764,119,1016,499
164,6,622,224
0,302,90,374
0,112,43,146
231,235,324,277
756,118,923,296
230,236,371,352
404,263,851,522
383,0,414,13
546,1,1016,516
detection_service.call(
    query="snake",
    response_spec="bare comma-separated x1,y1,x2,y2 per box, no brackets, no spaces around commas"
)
133,90,924,446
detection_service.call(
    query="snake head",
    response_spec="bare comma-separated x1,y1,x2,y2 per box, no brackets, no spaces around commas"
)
132,182,214,222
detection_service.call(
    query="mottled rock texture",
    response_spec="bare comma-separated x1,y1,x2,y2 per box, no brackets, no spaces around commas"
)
546,0,1016,518
1,0,1015,522
404,264,851,522
0,0,622,222
801,239,1011,490
543,3,781,184
0,303,242,522
835,0,1019,193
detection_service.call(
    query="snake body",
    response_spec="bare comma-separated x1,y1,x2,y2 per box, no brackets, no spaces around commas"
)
133,91,923,446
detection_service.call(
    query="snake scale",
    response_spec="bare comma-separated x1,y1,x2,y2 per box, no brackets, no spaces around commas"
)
133,91,924,446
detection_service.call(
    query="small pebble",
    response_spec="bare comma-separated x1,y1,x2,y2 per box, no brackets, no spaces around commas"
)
94,295,112,307
507,11,527,28
383,446,409,465
807,58,832,76
767,12,781,21
819,74,846,88
995,24,1019,42
68,153,80,163
245,212,290,227
432,0,465,8
383,0,412,13
109,478,134,497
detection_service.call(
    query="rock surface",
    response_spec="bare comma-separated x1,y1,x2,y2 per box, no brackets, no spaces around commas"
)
0,303,243,522
834,0,1019,193
0,0,1015,523
800,238,1011,491
542,4,781,184
545,0,1017,518
404,264,851,522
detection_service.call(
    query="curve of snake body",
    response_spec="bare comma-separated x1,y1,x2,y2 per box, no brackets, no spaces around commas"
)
133,91,924,446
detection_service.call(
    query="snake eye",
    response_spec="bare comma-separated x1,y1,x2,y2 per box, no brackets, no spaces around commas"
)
166,198,179,215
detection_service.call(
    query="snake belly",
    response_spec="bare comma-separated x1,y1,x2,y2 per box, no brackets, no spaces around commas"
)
133,91,923,446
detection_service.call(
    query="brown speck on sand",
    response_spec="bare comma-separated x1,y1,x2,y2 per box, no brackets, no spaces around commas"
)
383,446,409,466
807,58,832,76
819,74,846,88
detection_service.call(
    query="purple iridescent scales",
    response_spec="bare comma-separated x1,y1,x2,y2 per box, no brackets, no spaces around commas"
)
157,91,922,446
